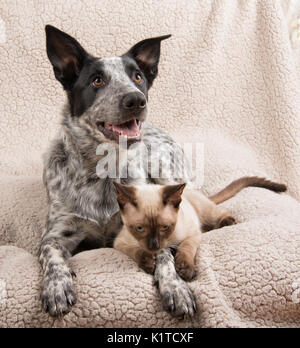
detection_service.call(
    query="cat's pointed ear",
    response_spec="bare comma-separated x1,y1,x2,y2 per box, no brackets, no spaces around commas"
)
113,182,137,209
162,183,186,209
45,25,90,90
124,35,171,87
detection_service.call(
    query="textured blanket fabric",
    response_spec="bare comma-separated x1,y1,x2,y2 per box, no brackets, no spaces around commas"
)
0,0,300,327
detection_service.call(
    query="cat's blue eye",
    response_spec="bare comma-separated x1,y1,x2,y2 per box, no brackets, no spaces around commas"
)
160,225,169,231
136,226,144,232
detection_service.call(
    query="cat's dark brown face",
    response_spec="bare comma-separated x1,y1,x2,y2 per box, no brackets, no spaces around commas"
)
113,183,186,253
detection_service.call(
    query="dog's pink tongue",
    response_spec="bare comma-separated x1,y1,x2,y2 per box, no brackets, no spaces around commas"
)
111,119,140,136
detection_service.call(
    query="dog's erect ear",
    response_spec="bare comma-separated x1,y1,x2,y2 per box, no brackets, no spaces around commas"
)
113,182,137,209
125,35,171,87
162,183,186,209
45,25,90,90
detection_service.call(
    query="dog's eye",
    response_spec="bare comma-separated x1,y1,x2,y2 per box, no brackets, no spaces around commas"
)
160,225,169,231
136,226,144,232
93,77,104,88
133,72,143,84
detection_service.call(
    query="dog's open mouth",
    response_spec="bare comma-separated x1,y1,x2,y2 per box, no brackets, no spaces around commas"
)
98,118,142,143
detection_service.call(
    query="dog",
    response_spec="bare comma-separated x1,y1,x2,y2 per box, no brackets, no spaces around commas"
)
39,25,234,318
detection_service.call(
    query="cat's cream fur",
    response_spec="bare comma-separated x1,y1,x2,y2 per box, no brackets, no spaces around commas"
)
113,177,286,280
113,183,234,280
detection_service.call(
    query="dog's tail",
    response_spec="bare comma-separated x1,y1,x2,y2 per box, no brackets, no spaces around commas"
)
209,176,287,204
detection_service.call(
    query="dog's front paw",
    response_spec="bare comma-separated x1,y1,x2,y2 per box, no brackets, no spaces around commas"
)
41,271,77,317
138,251,156,275
154,249,196,318
159,276,196,318
175,252,196,282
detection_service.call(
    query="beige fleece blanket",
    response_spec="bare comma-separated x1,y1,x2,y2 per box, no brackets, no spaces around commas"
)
0,0,300,327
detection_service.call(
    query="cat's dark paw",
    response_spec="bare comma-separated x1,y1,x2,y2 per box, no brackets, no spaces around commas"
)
219,214,236,228
138,251,156,275
175,252,196,282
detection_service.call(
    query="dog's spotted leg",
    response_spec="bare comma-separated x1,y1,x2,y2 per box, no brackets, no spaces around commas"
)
39,239,76,317
154,248,196,318
38,212,87,317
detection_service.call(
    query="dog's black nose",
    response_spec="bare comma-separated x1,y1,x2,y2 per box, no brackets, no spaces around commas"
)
122,93,146,111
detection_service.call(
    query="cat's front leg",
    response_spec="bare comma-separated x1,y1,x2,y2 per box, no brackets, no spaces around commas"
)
175,235,201,281
175,252,196,281
114,233,155,274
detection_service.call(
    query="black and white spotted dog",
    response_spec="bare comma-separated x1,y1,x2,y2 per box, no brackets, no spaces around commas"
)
39,25,196,318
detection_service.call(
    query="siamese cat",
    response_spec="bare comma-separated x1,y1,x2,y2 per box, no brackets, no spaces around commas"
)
113,177,286,281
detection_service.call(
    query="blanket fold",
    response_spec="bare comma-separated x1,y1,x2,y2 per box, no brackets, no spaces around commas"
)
1,184,300,327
